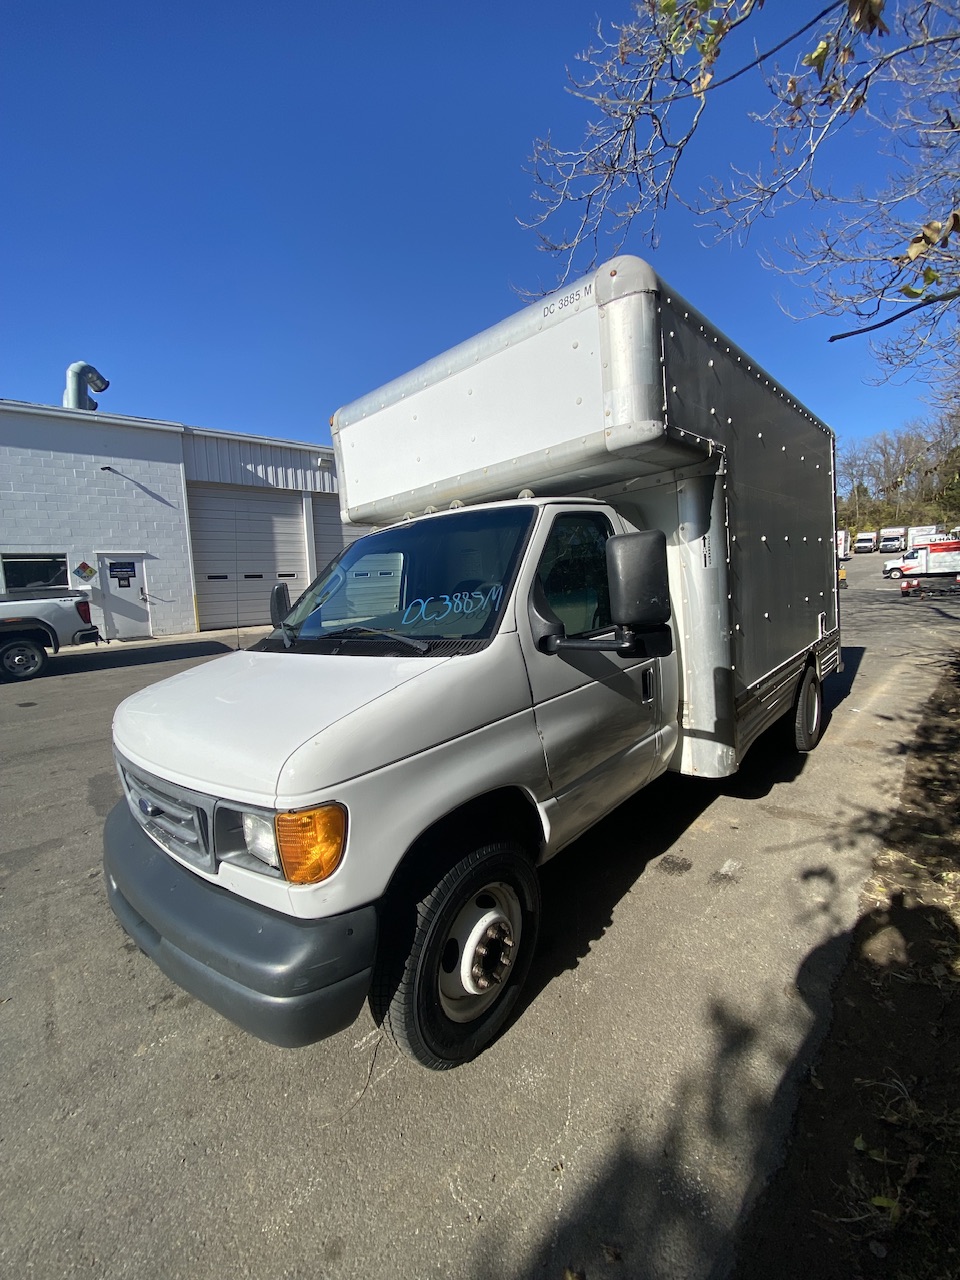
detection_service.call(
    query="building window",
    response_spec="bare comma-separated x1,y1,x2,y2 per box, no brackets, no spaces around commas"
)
1,554,69,591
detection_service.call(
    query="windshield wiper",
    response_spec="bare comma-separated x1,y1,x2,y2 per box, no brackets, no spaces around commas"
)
324,626,430,654
275,621,298,650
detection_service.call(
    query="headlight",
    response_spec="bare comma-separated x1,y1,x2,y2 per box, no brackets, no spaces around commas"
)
219,802,348,884
241,812,281,869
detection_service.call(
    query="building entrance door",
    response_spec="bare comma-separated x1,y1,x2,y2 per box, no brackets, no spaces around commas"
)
97,554,152,639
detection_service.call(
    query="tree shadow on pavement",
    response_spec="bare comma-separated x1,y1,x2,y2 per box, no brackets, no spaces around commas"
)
519,725,809,1017
516,648,872,1017
472,653,960,1280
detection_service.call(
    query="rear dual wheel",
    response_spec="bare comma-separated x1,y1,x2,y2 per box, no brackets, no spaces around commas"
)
371,842,540,1069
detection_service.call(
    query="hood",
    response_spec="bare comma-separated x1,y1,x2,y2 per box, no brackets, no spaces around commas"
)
112,639,532,806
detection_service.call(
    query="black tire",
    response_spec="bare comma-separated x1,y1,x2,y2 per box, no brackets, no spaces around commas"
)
370,842,540,1069
889,569,903,580
792,665,823,752
0,638,48,681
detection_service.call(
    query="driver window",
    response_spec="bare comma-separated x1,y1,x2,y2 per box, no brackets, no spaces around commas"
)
537,513,613,637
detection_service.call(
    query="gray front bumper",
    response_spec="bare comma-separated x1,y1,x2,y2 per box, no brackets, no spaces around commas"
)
103,801,377,1047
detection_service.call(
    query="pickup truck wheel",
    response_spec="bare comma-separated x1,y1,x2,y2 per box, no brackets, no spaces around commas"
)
0,638,48,681
793,666,823,752
371,843,540,1069
888,569,903,580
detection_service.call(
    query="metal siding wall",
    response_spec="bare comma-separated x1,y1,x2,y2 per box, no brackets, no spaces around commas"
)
312,493,362,573
182,432,337,493
188,483,308,629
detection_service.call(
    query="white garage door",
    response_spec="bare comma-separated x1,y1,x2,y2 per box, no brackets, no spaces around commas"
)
188,483,308,630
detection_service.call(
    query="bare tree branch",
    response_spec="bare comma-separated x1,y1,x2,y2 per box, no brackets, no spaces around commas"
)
526,1,960,385
829,286,960,340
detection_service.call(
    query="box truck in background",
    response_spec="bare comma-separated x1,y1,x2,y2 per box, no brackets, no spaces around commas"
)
883,539,960,579
103,256,841,1069
836,529,851,560
907,525,941,549
879,527,907,553
855,531,879,553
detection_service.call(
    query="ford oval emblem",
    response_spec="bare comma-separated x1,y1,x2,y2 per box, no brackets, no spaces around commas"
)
139,797,161,817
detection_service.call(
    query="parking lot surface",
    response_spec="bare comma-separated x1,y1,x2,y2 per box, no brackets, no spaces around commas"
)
2,553,959,1280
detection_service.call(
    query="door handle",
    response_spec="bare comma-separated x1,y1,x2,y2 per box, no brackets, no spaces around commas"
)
641,667,654,702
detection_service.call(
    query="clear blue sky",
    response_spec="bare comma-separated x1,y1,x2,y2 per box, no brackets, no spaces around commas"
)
1,2,933,450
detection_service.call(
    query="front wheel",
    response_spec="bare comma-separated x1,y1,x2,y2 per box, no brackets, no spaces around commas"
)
888,569,903,580
370,843,541,1069
792,665,823,752
0,638,48,681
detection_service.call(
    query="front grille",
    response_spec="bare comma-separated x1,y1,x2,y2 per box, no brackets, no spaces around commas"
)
117,754,215,873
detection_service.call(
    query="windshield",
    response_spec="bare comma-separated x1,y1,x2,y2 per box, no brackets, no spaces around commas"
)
268,505,536,652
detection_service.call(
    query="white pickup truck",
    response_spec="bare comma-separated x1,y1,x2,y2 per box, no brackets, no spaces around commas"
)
0,588,100,680
103,256,841,1069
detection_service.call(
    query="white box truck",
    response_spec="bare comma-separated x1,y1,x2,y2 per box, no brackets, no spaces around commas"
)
907,525,940,549
836,529,851,560
103,256,841,1069
854,531,878,553
879,526,907,553
883,538,960,579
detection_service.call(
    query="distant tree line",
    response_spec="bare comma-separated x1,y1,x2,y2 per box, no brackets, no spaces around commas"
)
837,397,960,533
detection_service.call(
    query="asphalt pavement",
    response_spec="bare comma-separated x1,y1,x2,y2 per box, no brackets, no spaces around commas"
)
2,553,959,1280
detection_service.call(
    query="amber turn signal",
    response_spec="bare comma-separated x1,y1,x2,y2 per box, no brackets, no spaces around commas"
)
276,804,347,884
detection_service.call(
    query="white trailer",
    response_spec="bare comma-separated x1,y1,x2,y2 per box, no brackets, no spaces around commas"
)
836,529,851,560
104,256,841,1069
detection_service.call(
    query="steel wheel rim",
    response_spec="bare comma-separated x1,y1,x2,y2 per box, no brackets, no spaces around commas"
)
2,643,41,676
436,880,523,1024
803,677,820,735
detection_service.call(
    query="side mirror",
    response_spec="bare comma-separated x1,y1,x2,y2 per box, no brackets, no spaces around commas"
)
270,581,291,627
607,530,671,628
529,529,673,658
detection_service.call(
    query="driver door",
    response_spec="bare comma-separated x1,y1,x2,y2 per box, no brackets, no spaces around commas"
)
518,510,662,835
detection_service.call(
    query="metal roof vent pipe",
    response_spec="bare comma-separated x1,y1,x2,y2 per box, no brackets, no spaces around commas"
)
63,361,109,411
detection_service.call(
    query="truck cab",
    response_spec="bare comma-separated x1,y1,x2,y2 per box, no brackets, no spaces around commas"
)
105,497,678,1067
883,549,920,578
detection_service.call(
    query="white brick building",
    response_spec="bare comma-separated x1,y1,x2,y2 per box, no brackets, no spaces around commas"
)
0,400,349,639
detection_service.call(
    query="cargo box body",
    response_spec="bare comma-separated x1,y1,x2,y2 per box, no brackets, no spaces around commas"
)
333,256,840,777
